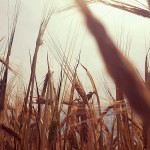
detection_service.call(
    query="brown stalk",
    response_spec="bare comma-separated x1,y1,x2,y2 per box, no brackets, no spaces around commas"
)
40,69,51,150
0,124,21,142
80,63,105,148
0,57,15,73
143,50,150,149
0,0,20,111
0,36,5,43
63,72,76,150
77,0,150,126
41,73,49,98
148,0,150,8
80,63,101,114
23,9,53,149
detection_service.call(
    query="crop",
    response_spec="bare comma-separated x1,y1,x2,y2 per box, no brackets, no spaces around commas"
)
0,0,150,149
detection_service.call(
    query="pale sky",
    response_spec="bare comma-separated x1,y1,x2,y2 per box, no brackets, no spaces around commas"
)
0,0,150,99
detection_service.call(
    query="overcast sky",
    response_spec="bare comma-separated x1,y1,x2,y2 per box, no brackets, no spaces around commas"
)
0,0,150,94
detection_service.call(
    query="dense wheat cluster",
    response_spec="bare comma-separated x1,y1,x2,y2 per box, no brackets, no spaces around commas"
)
0,0,150,149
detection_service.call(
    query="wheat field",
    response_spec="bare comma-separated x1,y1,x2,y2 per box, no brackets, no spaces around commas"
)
0,0,150,149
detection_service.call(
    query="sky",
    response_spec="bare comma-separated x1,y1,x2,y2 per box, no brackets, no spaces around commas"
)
0,0,150,99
